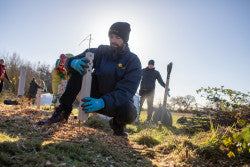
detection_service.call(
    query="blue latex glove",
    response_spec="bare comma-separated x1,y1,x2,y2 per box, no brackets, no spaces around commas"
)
81,97,105,113
71,57,90,75
168,88,170,97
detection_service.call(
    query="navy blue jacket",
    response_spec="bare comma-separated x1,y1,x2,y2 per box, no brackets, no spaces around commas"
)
65,45,142,112
28,80,42,98
139,67,165,92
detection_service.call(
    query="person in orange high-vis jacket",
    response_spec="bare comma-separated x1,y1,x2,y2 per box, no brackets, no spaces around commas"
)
0,59,12,93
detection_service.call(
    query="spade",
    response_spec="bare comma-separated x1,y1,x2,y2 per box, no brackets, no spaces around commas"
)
153,62,173,127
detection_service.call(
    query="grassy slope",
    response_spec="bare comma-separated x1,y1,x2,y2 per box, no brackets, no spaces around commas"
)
0,105,152,167
0,105,249,167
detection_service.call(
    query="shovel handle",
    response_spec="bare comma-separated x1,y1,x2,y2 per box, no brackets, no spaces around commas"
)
163,62,173,107
167,62,173,79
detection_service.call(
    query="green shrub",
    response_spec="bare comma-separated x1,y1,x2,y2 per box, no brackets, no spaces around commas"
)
197,86,250,127
196,126,250,165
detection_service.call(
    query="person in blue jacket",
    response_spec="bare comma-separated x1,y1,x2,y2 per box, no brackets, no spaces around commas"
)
38,22,142,137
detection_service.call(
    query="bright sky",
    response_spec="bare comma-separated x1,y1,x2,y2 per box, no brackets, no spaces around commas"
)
1,0,249,105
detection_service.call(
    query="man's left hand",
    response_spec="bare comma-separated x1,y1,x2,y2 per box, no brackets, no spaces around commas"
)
81,97,105,113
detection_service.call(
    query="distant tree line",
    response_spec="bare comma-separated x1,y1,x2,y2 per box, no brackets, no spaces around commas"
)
1,52,53,96
169,95,196,111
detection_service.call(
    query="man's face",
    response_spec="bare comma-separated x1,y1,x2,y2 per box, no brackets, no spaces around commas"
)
148,64,154,69
0,61,4,65
109,34,125,51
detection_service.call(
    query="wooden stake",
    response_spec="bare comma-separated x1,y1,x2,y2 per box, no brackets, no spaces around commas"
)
55,80,67,107
78,120,81,132
37,88,41,109
55,84,61,107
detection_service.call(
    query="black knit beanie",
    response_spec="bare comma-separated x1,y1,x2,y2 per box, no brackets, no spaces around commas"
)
148,60,155,66
109,22,131,43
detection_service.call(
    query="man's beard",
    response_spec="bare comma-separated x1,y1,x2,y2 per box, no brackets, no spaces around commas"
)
110,43,125,52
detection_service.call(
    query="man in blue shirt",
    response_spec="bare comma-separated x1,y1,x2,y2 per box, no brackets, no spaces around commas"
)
38,22,142,137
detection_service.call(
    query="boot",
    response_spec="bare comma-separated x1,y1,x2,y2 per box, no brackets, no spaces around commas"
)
109,118,127,137
37,105,71,125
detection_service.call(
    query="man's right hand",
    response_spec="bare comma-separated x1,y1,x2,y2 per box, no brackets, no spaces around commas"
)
70,57,90,75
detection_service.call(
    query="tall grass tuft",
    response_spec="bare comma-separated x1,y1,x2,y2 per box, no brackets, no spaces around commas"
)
134,131,161,147
85,114,111,133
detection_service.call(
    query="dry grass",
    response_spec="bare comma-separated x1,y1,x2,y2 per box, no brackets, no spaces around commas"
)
0,104,249,167
0,104,152,166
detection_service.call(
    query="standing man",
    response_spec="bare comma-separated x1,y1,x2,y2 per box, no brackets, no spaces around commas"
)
27,77,42,103
38,22,142,137
139,60,165,122
0,59,11,93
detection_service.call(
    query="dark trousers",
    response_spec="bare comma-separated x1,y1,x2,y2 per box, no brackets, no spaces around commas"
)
0,80,3,93
139,89,155,121
60,72,137,124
